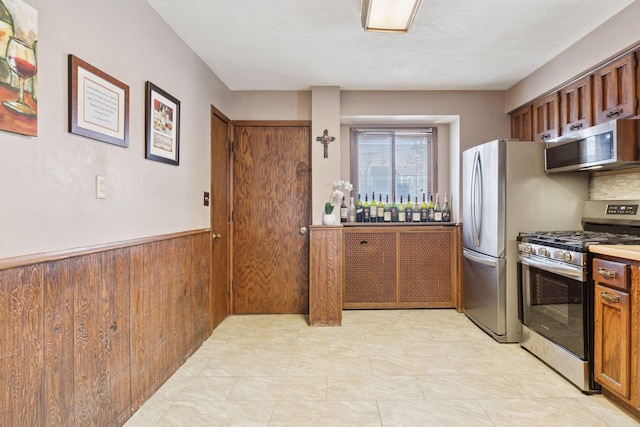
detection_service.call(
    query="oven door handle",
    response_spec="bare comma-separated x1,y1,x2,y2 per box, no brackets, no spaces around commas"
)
518,255,583,279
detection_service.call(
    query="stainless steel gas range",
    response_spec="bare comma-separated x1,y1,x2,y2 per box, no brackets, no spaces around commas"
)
517,200,640,393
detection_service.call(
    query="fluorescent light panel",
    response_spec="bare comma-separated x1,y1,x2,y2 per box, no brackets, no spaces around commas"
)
361,0,422,33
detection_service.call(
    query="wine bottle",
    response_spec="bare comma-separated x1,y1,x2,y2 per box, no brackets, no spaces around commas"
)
405,194,412,223
340,197,348,223
413,196,421,222
434,193,442,222
377,194,384,223
390,195,399,223
420,194,428,222
383,195,391,222
427,195,435,222
442,193,451,223
347,196,356,223
398,195,405,223
363,193,370,222
370,192,377,223
0,0,14,84
356,193,363,222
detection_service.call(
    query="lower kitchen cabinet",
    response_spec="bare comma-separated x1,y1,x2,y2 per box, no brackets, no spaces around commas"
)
308,225,343,326
592,253,640,417
343,225,460,309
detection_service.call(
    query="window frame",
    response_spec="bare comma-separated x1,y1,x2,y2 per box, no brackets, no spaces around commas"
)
349,126,438,201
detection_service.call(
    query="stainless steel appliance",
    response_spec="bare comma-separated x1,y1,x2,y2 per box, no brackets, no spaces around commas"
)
545,118,640,173
462,139,588,343
518,200,640,393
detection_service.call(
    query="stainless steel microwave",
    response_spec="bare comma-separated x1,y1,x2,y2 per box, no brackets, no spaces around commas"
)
545,119,640,173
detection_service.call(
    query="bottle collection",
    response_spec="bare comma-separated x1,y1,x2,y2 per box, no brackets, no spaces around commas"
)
341,192,450,224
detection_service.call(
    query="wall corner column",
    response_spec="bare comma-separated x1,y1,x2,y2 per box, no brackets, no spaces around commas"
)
311,86,341,225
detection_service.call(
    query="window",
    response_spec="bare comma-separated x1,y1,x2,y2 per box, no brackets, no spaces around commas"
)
351,127,437,204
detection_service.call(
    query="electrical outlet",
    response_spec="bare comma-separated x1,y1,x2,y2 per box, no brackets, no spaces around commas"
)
96,175,106,199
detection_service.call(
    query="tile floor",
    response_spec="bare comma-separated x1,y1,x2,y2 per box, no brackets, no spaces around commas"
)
124,309,639,426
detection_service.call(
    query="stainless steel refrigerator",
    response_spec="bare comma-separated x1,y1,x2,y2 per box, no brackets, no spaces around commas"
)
462,139,588,343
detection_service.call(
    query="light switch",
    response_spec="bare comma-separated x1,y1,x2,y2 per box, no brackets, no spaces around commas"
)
96,175,106,199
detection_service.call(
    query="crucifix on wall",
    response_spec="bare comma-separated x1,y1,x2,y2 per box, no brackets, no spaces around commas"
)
316,129,335,159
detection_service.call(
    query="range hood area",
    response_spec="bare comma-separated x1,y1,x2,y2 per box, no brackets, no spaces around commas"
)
545,119,640,173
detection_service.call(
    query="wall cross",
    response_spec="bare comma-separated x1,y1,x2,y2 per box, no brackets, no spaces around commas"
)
316,129,335,159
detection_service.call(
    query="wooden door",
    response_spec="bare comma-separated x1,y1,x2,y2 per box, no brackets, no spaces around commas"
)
560,75,592,134
594,52,637,124
232,123,310,314
210,108,231,329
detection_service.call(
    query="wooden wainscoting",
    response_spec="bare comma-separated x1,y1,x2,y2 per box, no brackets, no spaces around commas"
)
0,230,213,426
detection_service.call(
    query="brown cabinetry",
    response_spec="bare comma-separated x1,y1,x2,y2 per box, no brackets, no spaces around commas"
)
560,75,593,134
343,226,459,309
309,226,343,326
592,256,638,409
510,105,532,141
593,52,637,124
532,92,560,142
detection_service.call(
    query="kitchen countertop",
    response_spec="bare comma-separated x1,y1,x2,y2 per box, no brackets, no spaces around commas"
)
590,245,640,261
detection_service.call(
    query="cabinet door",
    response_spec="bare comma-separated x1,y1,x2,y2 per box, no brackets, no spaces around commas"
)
510,105,532,141
594,283,631,399
532,92,559,142
594,53,637,124
343,231,396,306
398,230,454,306
560,75,592,135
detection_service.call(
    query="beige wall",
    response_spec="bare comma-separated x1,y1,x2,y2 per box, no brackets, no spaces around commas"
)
506,1,640,112
0,0,232,259
233,90,509,223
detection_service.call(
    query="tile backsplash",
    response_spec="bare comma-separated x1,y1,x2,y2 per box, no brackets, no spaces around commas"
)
590,172,640,200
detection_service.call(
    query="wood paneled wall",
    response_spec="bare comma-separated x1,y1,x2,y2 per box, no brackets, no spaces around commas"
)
0,230,213,426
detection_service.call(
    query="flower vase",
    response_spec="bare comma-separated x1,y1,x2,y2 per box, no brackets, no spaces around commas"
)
322,213,336,225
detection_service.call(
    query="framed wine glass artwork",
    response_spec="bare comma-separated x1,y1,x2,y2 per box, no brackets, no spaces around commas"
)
144,81,180,166
68,54,130,147
0,0,38,137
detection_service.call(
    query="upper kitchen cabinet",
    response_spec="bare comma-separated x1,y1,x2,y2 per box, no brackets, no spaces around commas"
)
532,92,560,142
510,105,532,141
593,52,638,124
560,75,593,134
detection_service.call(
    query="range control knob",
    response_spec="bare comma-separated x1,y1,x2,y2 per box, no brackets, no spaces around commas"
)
537,247,549,256
518,243,533,253
553,250,573,261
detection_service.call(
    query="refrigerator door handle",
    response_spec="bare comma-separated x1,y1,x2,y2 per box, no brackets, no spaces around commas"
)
471,151,482,247
463,249,497,267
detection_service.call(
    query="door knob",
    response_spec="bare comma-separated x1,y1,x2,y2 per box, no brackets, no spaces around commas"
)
299,227,307,235
212,233,221,240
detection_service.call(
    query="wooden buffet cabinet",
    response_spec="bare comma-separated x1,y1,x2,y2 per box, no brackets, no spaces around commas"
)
591,246,640,420
309,224,461,326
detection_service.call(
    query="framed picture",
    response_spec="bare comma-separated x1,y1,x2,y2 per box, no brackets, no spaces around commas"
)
145,81,180,165
0,0,38,137
68,54,129,147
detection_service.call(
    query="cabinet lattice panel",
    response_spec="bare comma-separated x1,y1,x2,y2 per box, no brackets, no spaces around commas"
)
343,232,396,303
398,231,453,304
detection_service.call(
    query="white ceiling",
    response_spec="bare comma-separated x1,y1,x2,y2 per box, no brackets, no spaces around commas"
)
146,0,635,91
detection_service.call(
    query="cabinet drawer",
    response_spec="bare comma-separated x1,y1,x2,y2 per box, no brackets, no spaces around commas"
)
593,258,629,291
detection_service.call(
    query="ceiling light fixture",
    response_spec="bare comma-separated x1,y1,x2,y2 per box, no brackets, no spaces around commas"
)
361,0,422,33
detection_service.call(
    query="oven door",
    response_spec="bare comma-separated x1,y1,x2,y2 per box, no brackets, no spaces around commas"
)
517,254,588,359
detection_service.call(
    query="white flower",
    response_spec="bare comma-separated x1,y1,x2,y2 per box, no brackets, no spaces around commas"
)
325,180,352,214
